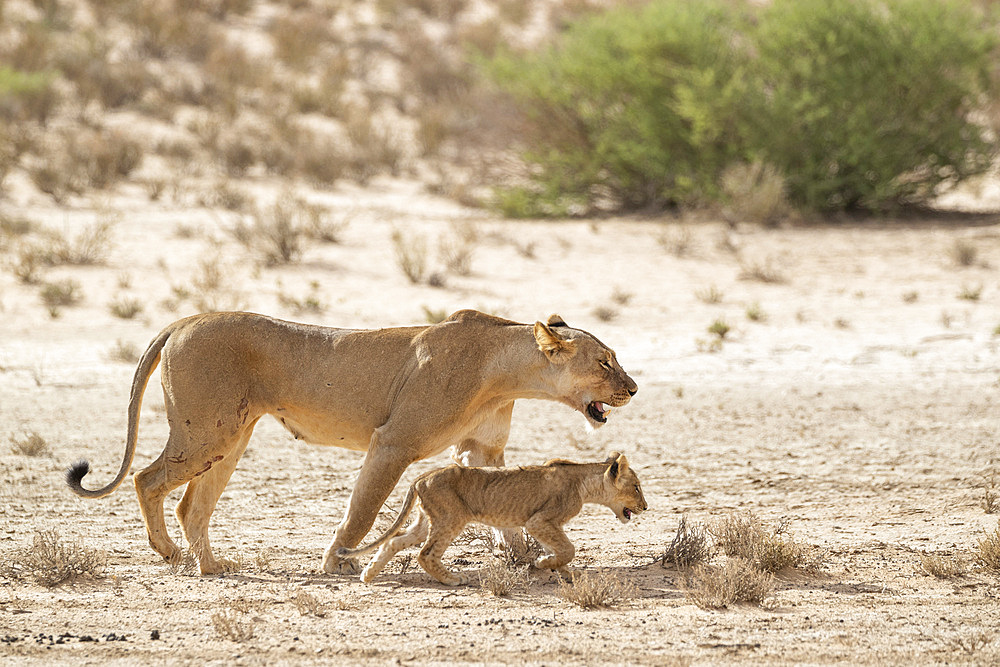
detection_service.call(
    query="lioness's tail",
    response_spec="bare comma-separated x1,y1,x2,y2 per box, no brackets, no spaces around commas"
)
66,323,176,498
335,483,420,560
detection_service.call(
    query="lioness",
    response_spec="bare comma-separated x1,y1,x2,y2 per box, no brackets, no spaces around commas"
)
66,310,637,575
338,452,647,585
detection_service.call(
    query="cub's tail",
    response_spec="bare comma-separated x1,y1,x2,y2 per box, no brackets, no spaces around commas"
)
336,483,420,560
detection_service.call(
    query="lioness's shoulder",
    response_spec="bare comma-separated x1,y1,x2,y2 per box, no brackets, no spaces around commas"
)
443,309,520,327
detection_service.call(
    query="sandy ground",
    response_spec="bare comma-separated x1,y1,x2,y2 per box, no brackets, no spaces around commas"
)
1,178,1000,665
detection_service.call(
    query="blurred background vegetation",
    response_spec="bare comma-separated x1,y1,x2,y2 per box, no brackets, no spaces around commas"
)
1,0,998,221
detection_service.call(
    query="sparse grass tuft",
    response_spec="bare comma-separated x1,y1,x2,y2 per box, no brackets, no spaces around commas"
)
292,589,327,617
745,302,767,322
947,631,993,656
950,239,977,267
919,553,966,579
695,285,723,304
478,557,530,597
685,558,775,609
592,306,617,322
658,225,693,257
211,609,256,642
109,295,144,319
710,512,807,573
557,570,636,609
9,431,49,457
958,284,982,302
739,259,786,284
107,340,141,364
234,195,306,266
39,279,82,316
902,290,919,303
707,318,730,340
422,305,449,324
659,515,713,570
392,229,428,284
974,526,1000,572
4,530,107,587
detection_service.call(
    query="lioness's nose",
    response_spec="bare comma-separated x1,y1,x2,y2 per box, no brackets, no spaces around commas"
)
626,378,637,396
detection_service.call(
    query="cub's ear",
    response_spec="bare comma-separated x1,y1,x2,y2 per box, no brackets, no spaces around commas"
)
604,451,622,464
533,321,577,363
605,452,630,482
546,314,569,328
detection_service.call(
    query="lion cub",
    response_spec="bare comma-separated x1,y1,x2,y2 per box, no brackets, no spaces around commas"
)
336,452,646,586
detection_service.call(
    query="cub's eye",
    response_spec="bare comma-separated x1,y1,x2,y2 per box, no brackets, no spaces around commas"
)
634,484,641,494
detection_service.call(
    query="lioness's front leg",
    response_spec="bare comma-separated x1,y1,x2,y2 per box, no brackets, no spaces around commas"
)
323,445,414,574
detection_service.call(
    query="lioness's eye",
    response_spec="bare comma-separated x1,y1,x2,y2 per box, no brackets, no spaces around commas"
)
599,360,612,371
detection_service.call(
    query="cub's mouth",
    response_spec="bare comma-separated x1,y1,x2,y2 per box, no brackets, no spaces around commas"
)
622,506,643,522
586,401,610,423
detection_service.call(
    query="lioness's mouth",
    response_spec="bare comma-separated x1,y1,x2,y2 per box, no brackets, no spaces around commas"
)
587,401,610,423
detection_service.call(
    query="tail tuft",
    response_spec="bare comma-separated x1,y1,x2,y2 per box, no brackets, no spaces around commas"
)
65,459,91,491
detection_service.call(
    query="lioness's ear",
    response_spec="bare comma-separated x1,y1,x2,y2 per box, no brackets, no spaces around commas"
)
533,321,577,363
547,314,569,328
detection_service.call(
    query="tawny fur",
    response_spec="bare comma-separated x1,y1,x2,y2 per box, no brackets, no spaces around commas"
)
337,452,647,586
65,310,637,575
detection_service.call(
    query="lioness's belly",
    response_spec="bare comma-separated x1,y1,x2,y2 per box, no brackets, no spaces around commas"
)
271,410,373,451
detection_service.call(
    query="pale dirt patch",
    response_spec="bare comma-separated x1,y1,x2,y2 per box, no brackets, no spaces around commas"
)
1,178,1000,664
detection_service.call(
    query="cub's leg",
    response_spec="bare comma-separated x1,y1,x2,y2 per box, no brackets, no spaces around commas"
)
417,518,468,586
175,423,257,575
524,516,576,572
361,511,429,583
323,442,415,575
451,405,524,556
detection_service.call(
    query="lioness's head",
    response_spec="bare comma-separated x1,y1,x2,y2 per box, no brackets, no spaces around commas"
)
533,314,637,428
603,451,647,524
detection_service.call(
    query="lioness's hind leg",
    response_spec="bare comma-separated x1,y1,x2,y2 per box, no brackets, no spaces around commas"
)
362,512,429,583
418,519,468,586
133,451,185,565
176,425,256,575
524,517,575,571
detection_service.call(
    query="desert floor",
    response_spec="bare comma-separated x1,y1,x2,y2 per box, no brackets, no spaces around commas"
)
1,178,1000,665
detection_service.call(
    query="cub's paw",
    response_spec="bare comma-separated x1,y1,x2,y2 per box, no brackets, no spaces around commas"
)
199,557,238,576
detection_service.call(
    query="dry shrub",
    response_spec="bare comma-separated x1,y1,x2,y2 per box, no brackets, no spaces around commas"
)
9,431,50,457
558,570,637,609
685,558,774,609
919,553,966,579
233,194,309,266
950,239,978,268
721,160,791,226
947,631,994,656
109,295,143,319
211,609,256,642
167,547,199,576
269,9,333,67
710,512,807,573
292,589,327,617
391,228,428,284
478,557,529,597
300,201,350,244
974,526,1000,572
40,279,83,316
659,515,713,570
5,530,107,587
438,229,475,276
106,339,141,364
738,258,787,284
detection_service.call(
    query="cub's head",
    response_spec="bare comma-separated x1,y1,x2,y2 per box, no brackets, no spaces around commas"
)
602,452,647,524
533,314,637,428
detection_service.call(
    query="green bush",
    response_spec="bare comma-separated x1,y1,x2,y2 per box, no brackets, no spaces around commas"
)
0,66,59,123
486,0,998,215
752,0,997,211
485,0,753,213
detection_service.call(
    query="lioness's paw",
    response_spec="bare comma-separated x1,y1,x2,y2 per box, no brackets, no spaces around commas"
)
322,553,361,575
199,557,238,576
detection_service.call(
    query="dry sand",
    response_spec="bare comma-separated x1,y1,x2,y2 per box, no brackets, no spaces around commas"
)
2,177,1000,664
